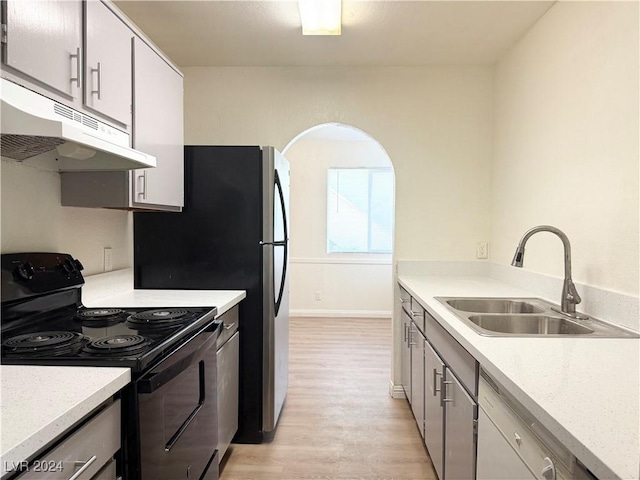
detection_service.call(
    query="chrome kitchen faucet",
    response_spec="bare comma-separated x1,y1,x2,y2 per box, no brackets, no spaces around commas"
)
511,225,588,320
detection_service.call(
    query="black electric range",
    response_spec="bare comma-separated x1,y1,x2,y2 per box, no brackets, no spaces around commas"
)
1,253,222,480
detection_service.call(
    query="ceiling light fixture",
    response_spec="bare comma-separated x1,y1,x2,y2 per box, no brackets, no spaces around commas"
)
298,0,342,36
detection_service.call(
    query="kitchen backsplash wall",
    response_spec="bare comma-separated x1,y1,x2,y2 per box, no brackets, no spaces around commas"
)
1,158,133,275
491,1,639,296
183,66,494,266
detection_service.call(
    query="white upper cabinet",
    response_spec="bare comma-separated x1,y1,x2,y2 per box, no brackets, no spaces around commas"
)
83,0,132,126
131,37,184,210
3,0,82,99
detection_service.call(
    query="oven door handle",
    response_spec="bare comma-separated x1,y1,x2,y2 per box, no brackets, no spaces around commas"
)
137,323,220,394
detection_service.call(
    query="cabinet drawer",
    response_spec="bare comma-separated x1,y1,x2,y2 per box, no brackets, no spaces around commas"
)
425,310,478,396
399,286,411,313
17,400,120,480
410,297,426,333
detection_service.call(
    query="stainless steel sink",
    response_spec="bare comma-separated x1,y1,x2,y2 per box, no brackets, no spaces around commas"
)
445,299,543,314
436,297,639,338
467,315,593,335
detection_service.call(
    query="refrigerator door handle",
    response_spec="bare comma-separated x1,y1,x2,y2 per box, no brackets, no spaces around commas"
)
259,240,287,246
273,169,288,317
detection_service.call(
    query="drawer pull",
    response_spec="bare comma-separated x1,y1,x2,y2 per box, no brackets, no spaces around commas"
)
411,311,424,318
91,62,102,100
69,455,97,480
224,322,236,330
70,47,81,90
440,379,454,406
433,369,442,396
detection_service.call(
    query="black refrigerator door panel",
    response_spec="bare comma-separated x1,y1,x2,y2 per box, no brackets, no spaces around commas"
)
134,146,267,443
134,146,264,290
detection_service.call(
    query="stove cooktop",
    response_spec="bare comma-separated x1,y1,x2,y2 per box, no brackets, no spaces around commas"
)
1,305,218,372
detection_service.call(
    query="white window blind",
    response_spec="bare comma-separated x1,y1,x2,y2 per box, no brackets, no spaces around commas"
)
327,168,394,253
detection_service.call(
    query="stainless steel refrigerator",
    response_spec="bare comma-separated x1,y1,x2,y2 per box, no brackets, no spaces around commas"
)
133,146,289,443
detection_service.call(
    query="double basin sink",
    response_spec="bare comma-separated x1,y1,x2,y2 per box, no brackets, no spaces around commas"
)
436,297,639,338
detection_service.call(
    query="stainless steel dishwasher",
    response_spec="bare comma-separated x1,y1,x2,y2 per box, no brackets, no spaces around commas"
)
477,369,596,480
216,306,240,463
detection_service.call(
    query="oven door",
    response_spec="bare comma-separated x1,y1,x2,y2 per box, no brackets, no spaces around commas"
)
137,322,220,480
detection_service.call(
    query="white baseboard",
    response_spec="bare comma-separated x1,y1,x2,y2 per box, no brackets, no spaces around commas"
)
290,309,392,318
389,380,407,399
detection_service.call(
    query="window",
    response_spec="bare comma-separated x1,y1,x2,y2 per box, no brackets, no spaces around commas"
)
326,167,394,253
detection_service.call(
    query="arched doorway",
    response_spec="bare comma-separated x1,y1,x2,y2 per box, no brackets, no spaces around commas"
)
282,123,395,318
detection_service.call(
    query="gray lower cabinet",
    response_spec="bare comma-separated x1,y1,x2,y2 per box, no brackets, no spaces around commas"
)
424,340,445,480
16,400,121,480
401,308,412,400
410,321,425,438
442,368,477,480
217,331,239,462
398,283,479,480
2,0,82,99
423,306,478,480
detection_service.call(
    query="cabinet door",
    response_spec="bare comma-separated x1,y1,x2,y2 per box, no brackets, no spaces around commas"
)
131,37,184,209
410,323,424,438
4,0,82,98
424,340,445,480
401,309,411,399
84,0,132,125
443,369,477,480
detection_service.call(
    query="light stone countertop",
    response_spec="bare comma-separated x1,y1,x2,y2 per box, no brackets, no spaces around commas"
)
0,366,130,478
398,275,640,480
81,268,246,318
83,289,246,318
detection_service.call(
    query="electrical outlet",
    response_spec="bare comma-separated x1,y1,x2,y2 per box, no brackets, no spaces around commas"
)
103,247,113,272
476,242,488,259
315,291,322,301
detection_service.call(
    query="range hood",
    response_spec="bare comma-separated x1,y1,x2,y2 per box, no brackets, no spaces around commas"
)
0,78,156,171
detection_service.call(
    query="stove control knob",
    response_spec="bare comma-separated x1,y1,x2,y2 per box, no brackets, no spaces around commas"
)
15,263,35,281
73,259,85,271
62,259,75,275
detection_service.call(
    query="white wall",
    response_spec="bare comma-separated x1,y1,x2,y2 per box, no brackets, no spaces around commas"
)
491,1,639,296
1,158,133,275
285,134,393,317
184,66,494,264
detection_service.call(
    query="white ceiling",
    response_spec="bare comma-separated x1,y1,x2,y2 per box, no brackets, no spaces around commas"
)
114,0,555,67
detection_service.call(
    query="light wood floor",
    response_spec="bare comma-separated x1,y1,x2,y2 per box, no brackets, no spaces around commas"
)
220,317,437,480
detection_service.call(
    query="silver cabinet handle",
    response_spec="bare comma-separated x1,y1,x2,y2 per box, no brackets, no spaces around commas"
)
137,171,147,200
514,432,522,446
68,455,97,480
440,379,454,406
91,62,102,100
70,47,81,90
411,310,424,318
408,325,417,346
224,322,236,330
403,323,408,342
433,368,442,396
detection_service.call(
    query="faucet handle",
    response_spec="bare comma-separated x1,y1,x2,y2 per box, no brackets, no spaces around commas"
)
567,281,582,306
